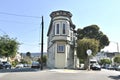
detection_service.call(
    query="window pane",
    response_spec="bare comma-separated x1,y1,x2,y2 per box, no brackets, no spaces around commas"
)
63,24,66,34
57,45,65,53
56,24,59,34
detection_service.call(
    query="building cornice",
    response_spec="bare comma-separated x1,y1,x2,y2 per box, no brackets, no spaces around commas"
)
47,10,76,36
50,10,72,19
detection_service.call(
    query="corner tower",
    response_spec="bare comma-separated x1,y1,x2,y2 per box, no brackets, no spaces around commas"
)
47,10,77,69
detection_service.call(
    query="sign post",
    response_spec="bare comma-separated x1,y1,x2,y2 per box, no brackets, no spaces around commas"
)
86,49,92,70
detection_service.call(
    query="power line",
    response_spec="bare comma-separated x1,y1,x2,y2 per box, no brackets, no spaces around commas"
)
0,19,40,25
0,28,7,34
0,11,41,18
22,43,40,47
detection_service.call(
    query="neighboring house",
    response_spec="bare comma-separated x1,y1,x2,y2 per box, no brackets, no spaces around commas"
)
21,52,47,58
0,52,21,62
47,10,78,69
14,52,22,62
95,52,120,65
0,57,7,62
21,52,47,61
95,52,108,61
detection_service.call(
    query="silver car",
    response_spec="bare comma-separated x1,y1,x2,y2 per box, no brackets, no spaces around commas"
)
115,65,120,71
31,61,40,68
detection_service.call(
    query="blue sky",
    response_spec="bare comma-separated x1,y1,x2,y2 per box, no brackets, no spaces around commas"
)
0,0,120,53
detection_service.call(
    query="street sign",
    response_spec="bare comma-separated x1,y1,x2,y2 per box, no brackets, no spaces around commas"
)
86,49,92,56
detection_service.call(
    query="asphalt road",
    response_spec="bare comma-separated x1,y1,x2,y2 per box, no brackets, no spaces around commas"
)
0,69,119,80
0,68,39,73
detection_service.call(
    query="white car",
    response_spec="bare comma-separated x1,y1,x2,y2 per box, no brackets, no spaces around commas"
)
16,64,24,68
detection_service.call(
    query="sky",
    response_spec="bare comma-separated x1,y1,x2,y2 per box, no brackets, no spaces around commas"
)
0,0,120,53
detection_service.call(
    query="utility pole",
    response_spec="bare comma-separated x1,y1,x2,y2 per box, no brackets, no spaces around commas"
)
40,16,44,70
111,41,119,53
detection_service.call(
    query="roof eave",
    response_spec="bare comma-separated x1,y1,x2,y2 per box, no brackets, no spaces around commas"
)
47,20,53,36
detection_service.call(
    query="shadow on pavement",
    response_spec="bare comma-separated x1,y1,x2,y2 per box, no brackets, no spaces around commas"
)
108,75,120,80
0,68,40,73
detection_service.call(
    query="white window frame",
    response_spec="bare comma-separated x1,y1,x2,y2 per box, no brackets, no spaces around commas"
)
55,23,60,35
57,44,65,53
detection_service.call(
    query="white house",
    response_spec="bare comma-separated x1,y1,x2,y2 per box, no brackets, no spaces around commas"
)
47,10,78,69
95,52,120,65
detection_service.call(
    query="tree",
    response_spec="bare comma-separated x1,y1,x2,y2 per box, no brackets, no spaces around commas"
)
42,55,47,65
26,52,31,58
12,59,19,67
24,52,32,64
0,35,19,58
114,56,120,64
77,38,99,69
37,55,47,66
77,38,99,59
100,59,112,65
77,24,110,51
23,56,32,64
20,59,29,64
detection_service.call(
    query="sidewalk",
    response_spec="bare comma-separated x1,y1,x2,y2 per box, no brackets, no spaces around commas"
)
41,67,103,73
42,69,81,73
0,73,9,78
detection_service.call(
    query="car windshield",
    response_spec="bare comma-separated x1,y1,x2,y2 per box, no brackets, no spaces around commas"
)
2,62,7,64
2,62,10,64
32,61,39,64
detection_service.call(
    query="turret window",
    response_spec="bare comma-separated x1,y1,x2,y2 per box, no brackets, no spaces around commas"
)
55,23,60,35
55,22,67,35
63,23,66,34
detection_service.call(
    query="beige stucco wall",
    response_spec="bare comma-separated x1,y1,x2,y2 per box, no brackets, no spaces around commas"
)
55,53,66,68
47,43,55,68
54,42,67,68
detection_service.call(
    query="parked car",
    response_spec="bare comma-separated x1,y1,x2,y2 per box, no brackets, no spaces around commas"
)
31,61,40,68
23,64,29,67
115,65,120,71
90,63,101,70
79,63,85,70
107,65,115,70
0,61,3,69
16,64,24,68
2,61,11,69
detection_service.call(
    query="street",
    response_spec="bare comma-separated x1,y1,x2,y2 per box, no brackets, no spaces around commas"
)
0,69,120,80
